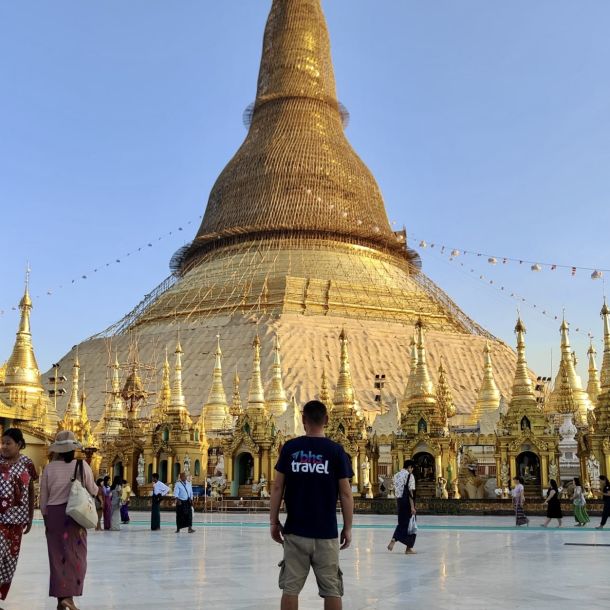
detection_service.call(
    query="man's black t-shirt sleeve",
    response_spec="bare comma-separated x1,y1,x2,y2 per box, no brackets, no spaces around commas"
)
336,448,353,480
275,445,289,475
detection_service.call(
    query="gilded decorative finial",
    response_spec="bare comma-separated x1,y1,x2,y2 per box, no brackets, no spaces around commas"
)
472,341,501,423
267,333,288,416
66,354,81,418
333,328,357,412
436,358,456,419
170,340,186,408
230,369,243,417
410,321,435,403
400,336,418,415
547,316,593,423
509,316,536,405
319,367,332,408
203,334,230,430
586,339,601,406
600,298,610,389
247,334,266,410
3,272,42,389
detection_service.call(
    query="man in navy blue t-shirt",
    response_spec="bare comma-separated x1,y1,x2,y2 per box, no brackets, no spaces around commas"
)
270,400,354,610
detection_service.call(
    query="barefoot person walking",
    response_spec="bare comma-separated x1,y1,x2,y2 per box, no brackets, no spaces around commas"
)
0,428,37,604
39,430,99,610
174,472,195,534
387,459,417,554
542,479,563,528
270,400,353,610
596,475,610,529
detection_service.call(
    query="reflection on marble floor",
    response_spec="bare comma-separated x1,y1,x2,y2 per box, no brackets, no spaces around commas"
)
5,512,609,610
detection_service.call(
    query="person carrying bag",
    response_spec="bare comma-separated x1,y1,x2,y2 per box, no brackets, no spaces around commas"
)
66,459,98,529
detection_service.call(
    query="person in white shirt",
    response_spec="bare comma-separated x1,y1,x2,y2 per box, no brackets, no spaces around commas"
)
174,472,195,533
151,473,170,531
387,459,417,554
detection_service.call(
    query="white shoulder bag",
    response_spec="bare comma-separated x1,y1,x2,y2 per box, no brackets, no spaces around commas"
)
65,460,98,529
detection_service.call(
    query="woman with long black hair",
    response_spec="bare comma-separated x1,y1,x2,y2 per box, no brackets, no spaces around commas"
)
542,479,562,527
387,459,417,555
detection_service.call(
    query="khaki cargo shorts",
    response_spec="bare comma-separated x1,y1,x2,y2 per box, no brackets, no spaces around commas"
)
278,534,344,598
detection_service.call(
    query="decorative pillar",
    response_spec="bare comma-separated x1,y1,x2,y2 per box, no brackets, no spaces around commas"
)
509,455,517,481
540,454,549,490
167,455,174,483
253,453,260,483
351,455,359,485
261,448,270,479
397,449,404,471
435,454,442,480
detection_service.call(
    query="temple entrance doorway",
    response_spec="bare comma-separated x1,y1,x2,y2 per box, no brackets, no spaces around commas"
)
113,461,123,479
159,459,168,483
413,452,435,482
517,451,541,486
232,452,254,496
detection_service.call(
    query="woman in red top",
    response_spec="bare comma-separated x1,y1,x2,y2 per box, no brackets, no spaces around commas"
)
0,428,37,602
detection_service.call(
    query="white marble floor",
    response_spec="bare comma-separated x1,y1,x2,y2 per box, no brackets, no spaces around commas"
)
3,511,608,609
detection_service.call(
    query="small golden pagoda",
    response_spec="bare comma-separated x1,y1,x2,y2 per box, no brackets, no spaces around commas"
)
0,277,57,471
140,342,207,486
391,319,458,496
326,330,371,493
202,336,230,433
546,318,593,425
495,318,559,493
470,342,503,431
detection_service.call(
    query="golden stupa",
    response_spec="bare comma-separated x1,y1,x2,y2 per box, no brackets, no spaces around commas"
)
48,0,521,432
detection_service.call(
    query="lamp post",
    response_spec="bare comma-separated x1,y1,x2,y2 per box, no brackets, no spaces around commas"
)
374,373,386,415
48,363,67,413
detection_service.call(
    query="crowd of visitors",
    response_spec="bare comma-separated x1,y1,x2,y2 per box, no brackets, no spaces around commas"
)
0,418,609,609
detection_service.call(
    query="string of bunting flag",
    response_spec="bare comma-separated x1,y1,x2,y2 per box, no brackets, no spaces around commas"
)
410,235,607,279
0,217,202,316
413,235,598,337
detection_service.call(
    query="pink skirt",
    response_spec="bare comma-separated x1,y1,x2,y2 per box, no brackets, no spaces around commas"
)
44,504,88,598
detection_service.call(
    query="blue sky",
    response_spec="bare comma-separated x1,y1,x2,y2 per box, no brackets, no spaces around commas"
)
1,1,609,383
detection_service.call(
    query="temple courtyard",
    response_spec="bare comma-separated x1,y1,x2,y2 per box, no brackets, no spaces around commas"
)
3,512,607,609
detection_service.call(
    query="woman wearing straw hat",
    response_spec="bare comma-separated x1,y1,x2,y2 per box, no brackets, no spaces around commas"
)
39,430,99,610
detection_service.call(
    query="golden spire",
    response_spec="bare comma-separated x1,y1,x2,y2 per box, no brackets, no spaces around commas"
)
436,359,456,419
332,329,357,413
66,354,81,419
184,0,414,269
267,334,289,416
408,319,435,406
230,370,243,417
471,342,501,423
550,358,577,416
111,352,121,394
168,341,192,426
547,317,593,423
150,350,171,426
161,349,171,405
247,335,266,411
319,368,332,408
587,340,601,406
509,317,537,407
600,298,610,390
95,351,125,436
79,373,95,448
401,335,419,410
4,272,41,388
203,335,230,430
170,341,186,408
